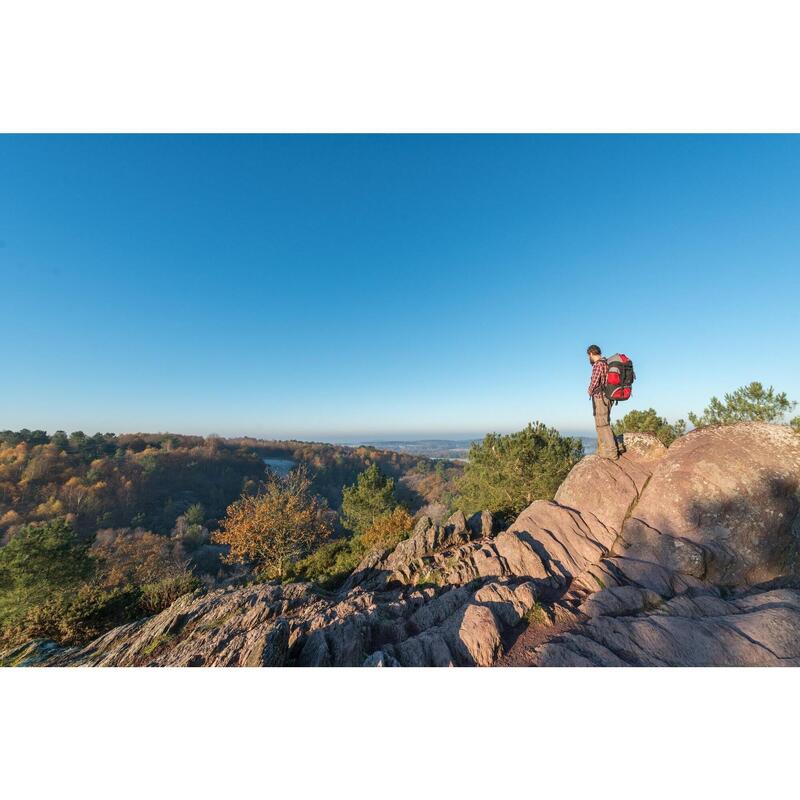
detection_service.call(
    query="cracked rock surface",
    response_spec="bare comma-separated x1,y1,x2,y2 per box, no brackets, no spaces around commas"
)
536,582,800,666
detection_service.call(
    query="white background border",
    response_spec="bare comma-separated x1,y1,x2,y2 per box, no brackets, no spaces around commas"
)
3,667,797,797
2,1,800,132
2,1,799,796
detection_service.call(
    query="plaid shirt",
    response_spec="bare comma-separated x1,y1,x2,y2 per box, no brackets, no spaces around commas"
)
587,358,608,396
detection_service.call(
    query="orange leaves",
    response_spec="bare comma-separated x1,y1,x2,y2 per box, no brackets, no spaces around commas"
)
92,529,188,588
361,506,414,552
213,465,332,579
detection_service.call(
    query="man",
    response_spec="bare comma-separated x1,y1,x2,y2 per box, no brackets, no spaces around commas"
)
587,344,620,460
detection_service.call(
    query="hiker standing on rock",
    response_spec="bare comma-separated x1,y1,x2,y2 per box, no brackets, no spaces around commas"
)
587,344,620,460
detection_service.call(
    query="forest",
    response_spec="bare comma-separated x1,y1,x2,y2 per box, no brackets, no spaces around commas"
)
0,428,457,539
0,428,462,648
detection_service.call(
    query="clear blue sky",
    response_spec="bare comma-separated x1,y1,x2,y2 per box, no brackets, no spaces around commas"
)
2,135,798,439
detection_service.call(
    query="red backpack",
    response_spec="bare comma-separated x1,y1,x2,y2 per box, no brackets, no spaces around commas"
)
604,353,635,402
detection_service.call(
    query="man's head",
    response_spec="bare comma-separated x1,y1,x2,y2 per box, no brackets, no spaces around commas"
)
587,344,602,364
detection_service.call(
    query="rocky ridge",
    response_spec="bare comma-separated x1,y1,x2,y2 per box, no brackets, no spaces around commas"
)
4,422,800,667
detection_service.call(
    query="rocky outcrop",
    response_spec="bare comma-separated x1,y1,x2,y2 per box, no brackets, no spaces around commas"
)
620,423,800,586
5,422,799,668
619,431,669,461
10,576,545,668
553,434,662,534
536,581,800,666
339,510,489,593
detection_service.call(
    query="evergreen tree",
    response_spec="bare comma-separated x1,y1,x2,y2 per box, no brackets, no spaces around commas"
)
340,464,397,535
0,519,94,628
453,422,583,521
688,382,796,428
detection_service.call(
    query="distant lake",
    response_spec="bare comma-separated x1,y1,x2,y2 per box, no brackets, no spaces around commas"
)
263,458,296,476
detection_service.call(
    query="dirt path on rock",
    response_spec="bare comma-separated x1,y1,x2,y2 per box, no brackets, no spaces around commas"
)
496,617,578,667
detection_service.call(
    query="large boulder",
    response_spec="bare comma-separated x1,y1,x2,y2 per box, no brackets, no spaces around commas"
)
621,423,800,586
554,438,662,534
619,431,669,461
497,500,617,592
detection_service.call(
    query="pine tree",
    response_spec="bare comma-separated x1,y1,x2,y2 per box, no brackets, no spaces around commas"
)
688,382,796,428
340,464,397,535
613,408,686,446
453,423,583,521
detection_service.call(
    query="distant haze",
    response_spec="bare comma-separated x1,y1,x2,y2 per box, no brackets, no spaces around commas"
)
325,435,598,460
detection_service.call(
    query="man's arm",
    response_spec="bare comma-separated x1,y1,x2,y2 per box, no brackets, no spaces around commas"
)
587,361,603,396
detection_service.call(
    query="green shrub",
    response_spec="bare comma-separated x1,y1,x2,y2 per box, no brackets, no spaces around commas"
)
7,584,142,647
613,408,686,447
286,537,365,590
1,573,201,649
0,518,202,648
285,504,415,591
139,572,201,615
453,423,583,521
523,602,550,626
183,503,205,526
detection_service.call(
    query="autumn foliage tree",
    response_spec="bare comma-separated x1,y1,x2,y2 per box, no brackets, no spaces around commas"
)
213,465,332,579
92,529,190,588
361,506,415,552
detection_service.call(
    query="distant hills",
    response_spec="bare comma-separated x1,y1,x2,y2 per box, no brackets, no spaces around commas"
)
355,436,597,460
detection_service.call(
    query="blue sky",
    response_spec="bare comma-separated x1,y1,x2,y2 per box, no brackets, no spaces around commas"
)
1,135,798,439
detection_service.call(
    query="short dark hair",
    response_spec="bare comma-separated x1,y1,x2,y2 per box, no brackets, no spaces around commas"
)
586,344,601,356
